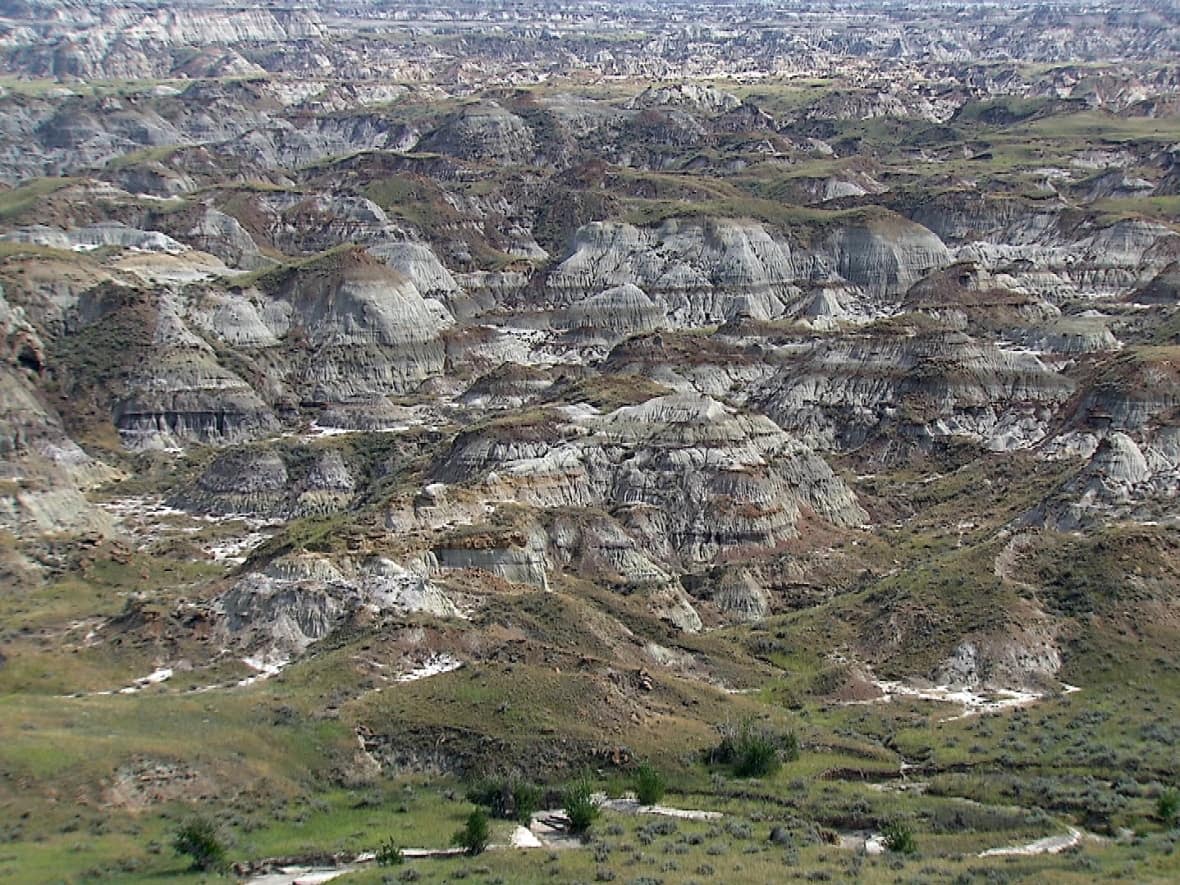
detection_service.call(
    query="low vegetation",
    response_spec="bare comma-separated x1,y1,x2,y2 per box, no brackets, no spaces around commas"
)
634,763,667,806
172,816,227,872
452,809,490,856
707,719,799,778
563,778,601,836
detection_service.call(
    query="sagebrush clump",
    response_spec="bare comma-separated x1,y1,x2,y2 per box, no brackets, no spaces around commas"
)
707,719,799,778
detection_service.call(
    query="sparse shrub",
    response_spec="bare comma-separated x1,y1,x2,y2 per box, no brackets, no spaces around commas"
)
1158,789,1180,827
881,820,917,855
376,836,404,866
564,778,600,835
171,816,226,872
707,719,798,778
512,780,544,823
466,777,544,823
452,809,490,856
634,763,666,806
639,820,677,840
725,820,752,840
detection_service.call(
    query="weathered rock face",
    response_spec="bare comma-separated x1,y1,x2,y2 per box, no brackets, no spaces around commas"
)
0,287,115,535
752,327,1074,455
546,219,805,326
958,218,1180,301
174,444,358,519
31,275,282,451
816,218,951,300
460,363,553,410
603,332,778,403
175,447,289,516
1065,351,1180,433
559,284,667,338
3,222,189,254
435,393,865,570
186,208,271,271
435,529,552,592
265,248,453,400
217,552,458,655
628,84,742,114
422,102,536,166
934,615,1063,691
368,241,468,313
1027,351,1180,528
902,262,1121,353
695,567,771,623
548,511,702,631
544,215,951,327
115,351,280,450
1130,261,1180,304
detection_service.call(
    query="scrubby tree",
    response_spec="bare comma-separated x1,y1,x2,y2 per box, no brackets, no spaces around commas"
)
634,763,667,805
452,809,490,855
375,835,405,866
466,777,543,823
1158,788,1180,827
708,719,798,778
172,816,227,872
882,820,917,855
563,778,600,835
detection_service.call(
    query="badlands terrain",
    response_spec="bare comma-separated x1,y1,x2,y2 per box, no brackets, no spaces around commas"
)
1,0,1180,882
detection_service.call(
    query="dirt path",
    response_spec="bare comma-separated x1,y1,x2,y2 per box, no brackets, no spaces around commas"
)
979,826,1084,857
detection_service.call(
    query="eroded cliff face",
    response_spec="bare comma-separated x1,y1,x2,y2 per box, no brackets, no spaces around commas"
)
0,287,115,536
544,214,951,326
216,552,457,657
1,6,1178,717
752,326,1075,456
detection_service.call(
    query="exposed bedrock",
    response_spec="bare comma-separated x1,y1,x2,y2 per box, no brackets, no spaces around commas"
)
267,248,452,400
752,327,1074,454
173,444,357,519
434,393,865,567
544,219,805,326
216,551,458,655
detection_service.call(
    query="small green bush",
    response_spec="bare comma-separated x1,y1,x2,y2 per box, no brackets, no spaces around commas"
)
511,780,543,823
708,720,796,778
1158,789,1180,827
564,778,600,835
634,763,667,806
452,809,490,856
172,816,226,872
376,835,405,866
881,821,917,855
466,777,543,823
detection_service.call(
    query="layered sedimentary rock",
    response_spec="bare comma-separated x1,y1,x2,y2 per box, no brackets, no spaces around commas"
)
1028,349,1180,527
217,552,458,654
559,284,667,337
421,102,536,166
546,219,805,326
0,287,115,535
752,326,1074,454
816,217,951,300
435,393,865,570
545,215,951,327
115,350,279,450
958,218,1180,301
263,248,452,400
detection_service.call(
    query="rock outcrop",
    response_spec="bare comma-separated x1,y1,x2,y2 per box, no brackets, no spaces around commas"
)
753,326,1074,455
217,552,458,655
